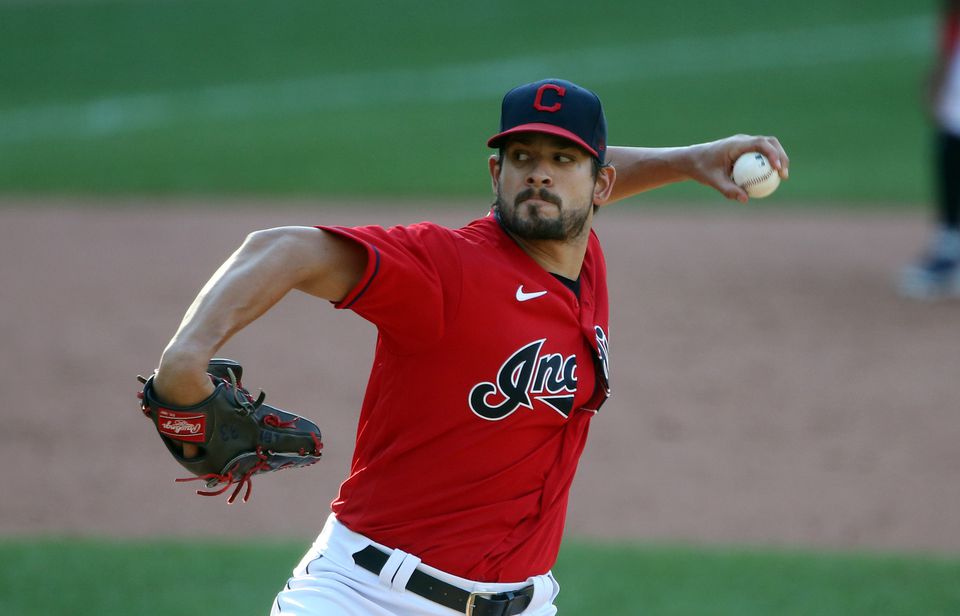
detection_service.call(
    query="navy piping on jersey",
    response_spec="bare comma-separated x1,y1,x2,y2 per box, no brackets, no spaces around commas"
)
344,246,381,309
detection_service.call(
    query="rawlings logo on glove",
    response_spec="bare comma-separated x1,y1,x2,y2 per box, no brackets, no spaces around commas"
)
158,410,206,440
138,358,323,503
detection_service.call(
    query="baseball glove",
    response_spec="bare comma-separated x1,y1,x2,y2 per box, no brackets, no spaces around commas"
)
137,358,323,503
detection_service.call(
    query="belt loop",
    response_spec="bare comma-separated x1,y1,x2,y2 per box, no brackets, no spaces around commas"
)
353,544,536,614
391,553,421,592
526,574,550,611
378,549,408,588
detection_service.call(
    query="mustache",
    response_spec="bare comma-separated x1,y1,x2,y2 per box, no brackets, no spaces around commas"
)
515,187,562,208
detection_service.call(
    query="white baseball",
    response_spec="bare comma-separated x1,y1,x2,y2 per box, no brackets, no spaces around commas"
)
731,152,780,198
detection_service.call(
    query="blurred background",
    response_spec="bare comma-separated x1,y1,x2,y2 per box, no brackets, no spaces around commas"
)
2,1,959,615
0,0,934,202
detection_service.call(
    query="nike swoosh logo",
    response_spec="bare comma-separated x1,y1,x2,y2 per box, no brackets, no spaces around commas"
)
516,285,547,302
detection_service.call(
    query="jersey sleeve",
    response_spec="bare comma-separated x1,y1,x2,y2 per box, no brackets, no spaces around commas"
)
318,222,462,351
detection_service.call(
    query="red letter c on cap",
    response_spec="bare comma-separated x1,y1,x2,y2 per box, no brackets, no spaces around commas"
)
533,84,566,112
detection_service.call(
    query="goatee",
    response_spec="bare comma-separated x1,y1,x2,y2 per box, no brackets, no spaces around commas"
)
494,187,590,241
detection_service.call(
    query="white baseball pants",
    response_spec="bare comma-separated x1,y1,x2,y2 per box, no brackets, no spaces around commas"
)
271,514,560,615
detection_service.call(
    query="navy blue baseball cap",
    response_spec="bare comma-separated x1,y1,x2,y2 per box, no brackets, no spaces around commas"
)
487,78,607,162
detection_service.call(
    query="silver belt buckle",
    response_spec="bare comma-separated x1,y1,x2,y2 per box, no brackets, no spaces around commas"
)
465,590,497,616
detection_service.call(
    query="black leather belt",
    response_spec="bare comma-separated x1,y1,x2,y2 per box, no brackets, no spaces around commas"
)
352,545,535,616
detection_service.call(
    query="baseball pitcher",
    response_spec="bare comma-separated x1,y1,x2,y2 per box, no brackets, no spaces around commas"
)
141,78,788,615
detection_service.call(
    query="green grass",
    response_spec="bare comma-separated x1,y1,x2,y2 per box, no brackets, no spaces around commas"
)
1,537,958,615
0,0,943,203
554,542,960,615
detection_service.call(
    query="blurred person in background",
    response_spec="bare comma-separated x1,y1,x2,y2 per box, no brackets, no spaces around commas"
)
899,0,960,299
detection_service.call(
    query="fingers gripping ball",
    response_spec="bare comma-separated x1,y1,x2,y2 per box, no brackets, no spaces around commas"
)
137,358,323,503
732,152,781,198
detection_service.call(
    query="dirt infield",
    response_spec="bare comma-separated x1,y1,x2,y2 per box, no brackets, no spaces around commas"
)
2,200,959,553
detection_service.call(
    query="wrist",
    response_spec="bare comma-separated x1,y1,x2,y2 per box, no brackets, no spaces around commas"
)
154,345,215,405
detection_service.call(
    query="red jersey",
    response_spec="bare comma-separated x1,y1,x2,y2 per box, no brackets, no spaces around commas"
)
320,213,611,582
942,3,959,57
939,1,960,133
